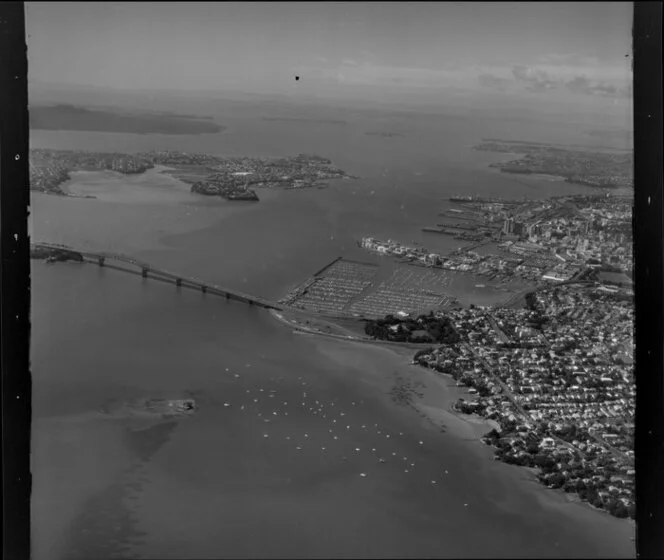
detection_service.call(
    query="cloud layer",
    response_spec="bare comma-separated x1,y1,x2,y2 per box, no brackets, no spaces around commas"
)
511,65,558,93
477,74,510,89
565,75,632,98
477,58,632,99
303,53,632,101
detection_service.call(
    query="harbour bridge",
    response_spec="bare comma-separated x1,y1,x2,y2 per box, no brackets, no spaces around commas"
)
32,242,282,311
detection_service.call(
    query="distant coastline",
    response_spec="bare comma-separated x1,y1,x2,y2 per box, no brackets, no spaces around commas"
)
30,104,224,135
261,116,347,125
29,149,356,199
365,131,404,138
475,139,633,190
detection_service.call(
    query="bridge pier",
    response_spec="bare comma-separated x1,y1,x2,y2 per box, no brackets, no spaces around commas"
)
52,248,283,309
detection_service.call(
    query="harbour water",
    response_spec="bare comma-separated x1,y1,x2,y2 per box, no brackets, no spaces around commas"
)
30,109,634,558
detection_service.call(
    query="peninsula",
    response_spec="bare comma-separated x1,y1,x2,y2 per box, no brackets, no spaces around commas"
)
29,149,357,200
474,139,633,189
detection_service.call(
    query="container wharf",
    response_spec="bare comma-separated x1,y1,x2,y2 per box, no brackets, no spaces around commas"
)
449,196,522,204
437,221,488,231
449,196,503,203
438,211,484,222
422,227,460,236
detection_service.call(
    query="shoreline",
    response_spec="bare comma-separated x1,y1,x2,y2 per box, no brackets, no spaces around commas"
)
269,304,635,538
36,164,191,201
369,342,635,537
270,307,505,442
34,158,635,547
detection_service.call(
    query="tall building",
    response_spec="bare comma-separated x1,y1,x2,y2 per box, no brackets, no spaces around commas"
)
503,217,515,235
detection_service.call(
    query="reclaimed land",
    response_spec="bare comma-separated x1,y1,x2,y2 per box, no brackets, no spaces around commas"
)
279,257,457,320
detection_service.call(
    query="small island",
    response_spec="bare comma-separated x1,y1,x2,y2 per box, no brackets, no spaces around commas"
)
474,139,633,189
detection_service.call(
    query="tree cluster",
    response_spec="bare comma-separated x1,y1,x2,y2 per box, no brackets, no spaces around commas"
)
364,313,461,344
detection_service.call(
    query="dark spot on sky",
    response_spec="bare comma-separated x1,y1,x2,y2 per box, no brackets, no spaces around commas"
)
295,76,300,81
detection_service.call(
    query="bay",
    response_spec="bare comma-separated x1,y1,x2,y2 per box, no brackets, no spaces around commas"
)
30,108,634,559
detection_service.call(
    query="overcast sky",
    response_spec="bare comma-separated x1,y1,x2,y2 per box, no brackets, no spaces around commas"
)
26,2,633,108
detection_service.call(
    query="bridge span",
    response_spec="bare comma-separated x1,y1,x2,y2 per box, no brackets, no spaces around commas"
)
32,242,282,311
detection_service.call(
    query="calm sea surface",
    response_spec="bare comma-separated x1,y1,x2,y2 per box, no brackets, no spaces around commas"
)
30,109,634,559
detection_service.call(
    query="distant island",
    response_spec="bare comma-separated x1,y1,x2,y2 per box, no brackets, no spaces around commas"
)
29,149,357,201
30,104,224,135
261,116,347,125
365,131,404,138
474,139,633,189
479,137,632,153
583,129,633,146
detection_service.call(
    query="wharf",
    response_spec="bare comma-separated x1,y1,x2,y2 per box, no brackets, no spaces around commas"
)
448,196,505,204
422,227,458,236
438,222,474,231
439,211,484,222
